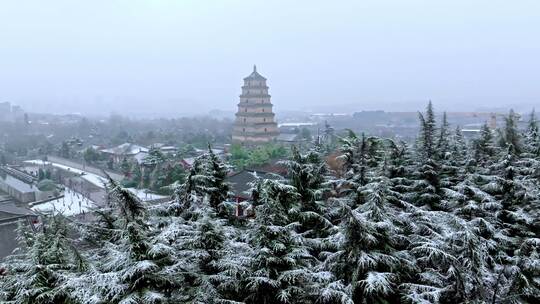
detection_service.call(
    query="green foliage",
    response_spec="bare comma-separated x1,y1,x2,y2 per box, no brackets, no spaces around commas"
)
230,143,287,170
59,141,71,159
143,147,167,166
37,179,56,191
498,109,523,154
300,127,312,140
0,216,85,304
417,100,437,159
83,147,103,163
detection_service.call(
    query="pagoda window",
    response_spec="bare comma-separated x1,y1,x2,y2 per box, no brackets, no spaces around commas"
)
262,108,265,112
264,128,267,132
244,118,247,123
263,118,266,122
245,108,247,112
243,128,245,132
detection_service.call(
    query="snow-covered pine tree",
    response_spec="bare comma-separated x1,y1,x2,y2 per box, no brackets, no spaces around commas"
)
74,178,180,304
524,109,540,157
451,126,468,165
173,146,232,217
169,201,250,303
381,139,415,199
439,126,468,191
383,139,411,180
491,146,535,246
0,216,86,304
338,130,382,205
325,177,412,303
473,122,498,166
169,157,209,218
410,102,443,210
505,238,540,303
417,101,437,160
144,147,167,166
244,178,330,304
436,112,451,161
204,145,232,216
443,173,506,302
436,116,458,189
498,109,524,155
403,206,501,303
281,146,333,238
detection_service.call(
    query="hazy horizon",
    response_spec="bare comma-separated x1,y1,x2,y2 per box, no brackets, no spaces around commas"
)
1,0,539,117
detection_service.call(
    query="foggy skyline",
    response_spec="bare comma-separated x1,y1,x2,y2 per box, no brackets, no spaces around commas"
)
1,0,539,117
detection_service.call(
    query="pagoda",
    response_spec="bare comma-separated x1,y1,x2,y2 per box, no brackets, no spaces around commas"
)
232,65,279,144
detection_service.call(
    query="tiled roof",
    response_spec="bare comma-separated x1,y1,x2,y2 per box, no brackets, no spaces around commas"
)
227,170,279,199
243,65,267,81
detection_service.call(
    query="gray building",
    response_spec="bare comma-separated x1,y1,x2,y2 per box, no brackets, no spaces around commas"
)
0,203,37,259
0,166,55,203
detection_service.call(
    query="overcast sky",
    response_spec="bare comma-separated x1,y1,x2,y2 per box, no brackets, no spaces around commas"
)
0,0,539,117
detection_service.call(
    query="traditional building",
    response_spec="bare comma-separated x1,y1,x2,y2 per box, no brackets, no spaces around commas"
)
232,66,279,144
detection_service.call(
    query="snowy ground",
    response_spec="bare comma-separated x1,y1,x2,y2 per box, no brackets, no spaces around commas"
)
32,188,96,216
24,160,167,204
126,188,168,202
24,160,108,188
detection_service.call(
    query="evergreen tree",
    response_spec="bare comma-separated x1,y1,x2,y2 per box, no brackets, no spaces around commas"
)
439,126,468,190
326,178,412,303
338,131,382,203
436,112,451,160
171,202,251,303
281,147,332,236
524,109,540,156
120,157,131,177
0,216,86,304
410,101,443,210
498,109,523,154
76,178,180,303
473,123,497,165
59,141,71,159
417,101,437,159
244,179,328,304
451,126,468,164
144,147,167,166
204,146,231,215
382,139,414,193
169,157,209,218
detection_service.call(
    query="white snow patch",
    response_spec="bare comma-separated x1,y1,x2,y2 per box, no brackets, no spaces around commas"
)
24,160,108,188
32,188,96,216
125,188,167,201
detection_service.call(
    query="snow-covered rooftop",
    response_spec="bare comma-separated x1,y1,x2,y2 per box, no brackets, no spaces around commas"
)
100,143,149,155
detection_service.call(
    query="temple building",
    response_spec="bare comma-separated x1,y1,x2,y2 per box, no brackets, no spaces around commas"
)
232,66,279,144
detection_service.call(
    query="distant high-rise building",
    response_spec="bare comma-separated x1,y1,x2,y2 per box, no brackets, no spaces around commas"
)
0,102,11,121
232,66,279,144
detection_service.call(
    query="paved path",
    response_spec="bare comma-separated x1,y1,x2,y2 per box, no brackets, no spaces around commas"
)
47,156,123,181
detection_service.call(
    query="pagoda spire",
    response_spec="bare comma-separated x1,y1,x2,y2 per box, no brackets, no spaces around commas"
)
253,64,257,73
